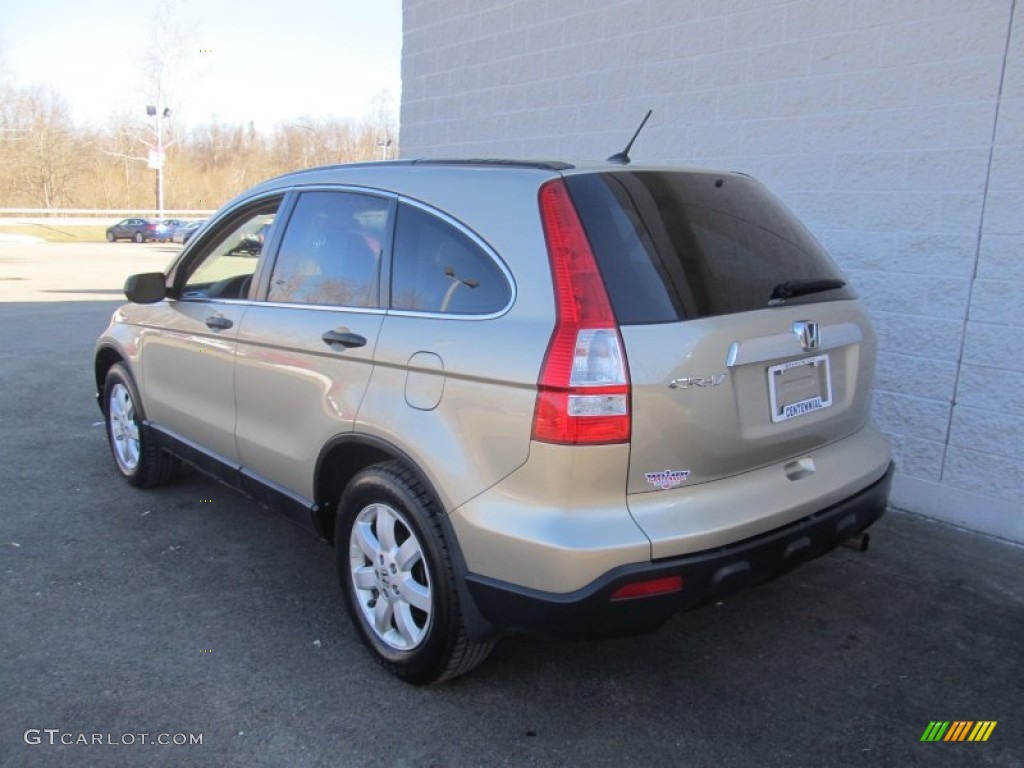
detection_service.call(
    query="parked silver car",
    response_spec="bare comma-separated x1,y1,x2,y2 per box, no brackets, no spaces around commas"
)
94,159,893,683
169,219,206,244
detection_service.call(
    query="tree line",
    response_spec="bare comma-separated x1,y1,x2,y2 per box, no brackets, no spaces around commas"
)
0,82,397,211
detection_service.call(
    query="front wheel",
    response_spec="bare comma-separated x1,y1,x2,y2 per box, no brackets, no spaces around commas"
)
103,363,178,488
106,231,115,242
336,462,493,684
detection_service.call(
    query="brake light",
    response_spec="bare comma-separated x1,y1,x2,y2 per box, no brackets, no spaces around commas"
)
610,575,684,601
532,179,630,445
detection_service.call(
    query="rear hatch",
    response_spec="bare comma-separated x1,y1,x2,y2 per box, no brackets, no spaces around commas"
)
563,170,877,494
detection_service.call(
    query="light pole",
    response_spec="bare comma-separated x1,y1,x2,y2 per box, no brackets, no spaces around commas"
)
441,265,479,312
377,136,392,161
146,105,172,218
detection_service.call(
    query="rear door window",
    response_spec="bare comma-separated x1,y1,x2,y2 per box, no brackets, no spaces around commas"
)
564,172,855,324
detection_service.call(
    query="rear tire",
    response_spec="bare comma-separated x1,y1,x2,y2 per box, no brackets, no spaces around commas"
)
103,363,178,488
134,232,144,243
336,461,493,684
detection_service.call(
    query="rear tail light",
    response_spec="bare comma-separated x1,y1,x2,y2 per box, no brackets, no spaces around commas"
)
532,179,630,445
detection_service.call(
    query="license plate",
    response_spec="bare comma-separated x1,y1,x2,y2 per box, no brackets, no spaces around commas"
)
768,354,833,423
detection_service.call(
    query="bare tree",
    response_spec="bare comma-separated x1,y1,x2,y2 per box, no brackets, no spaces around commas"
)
113,0,197,213
0,40,26,202
138,0,197,117
0,22,398,211
12,88,83,207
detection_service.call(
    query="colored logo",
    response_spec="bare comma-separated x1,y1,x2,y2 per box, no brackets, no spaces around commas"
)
920,721,997,742
644,470,690,490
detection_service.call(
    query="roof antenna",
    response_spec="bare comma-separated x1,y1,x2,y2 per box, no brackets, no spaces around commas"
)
606,109,652,165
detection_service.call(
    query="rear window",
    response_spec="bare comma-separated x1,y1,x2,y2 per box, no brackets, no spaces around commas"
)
564,171,855,324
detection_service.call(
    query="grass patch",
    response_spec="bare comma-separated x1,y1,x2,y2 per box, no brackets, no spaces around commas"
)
0,223,111,243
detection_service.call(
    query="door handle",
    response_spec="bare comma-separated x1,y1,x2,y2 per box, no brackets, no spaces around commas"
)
205,315,233,330
321,330,367,349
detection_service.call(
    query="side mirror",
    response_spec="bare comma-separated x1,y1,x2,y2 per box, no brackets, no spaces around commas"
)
124,272,167,304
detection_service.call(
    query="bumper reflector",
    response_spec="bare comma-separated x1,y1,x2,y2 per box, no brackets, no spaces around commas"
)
610,575,684,601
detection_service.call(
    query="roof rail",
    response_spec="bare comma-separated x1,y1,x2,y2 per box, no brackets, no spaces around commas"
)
411,159,574,171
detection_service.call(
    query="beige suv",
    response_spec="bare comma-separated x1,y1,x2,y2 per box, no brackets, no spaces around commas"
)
95,160,893,683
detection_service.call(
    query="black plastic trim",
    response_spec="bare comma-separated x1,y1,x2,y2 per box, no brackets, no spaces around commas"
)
464,462,895,639
142,424,494,640
146,423,320,534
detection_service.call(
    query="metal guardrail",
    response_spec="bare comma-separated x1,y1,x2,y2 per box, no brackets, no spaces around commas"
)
0,209,216,217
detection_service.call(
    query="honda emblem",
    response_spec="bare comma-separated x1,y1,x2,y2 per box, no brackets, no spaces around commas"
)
793,320,820,351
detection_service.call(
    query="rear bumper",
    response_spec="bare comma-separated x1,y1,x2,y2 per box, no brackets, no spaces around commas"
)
465,461,893,639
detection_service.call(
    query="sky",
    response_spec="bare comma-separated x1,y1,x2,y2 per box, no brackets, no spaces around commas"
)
0,0,402,131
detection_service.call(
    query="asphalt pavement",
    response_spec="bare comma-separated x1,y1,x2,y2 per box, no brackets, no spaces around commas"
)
1,242,1021,767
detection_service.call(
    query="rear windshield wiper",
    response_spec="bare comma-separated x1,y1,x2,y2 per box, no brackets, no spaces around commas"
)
769,278,846,302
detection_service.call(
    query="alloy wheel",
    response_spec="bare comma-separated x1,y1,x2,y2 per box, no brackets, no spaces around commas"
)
348,502,432,651
108,383,141,471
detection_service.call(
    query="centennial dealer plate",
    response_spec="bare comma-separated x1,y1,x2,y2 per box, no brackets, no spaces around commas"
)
767,354,833,423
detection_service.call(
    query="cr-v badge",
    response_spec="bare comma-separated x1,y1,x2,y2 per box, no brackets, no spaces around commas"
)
669,374,726,389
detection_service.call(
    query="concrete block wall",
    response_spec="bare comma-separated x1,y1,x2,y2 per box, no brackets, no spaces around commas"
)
401,0,1023,541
